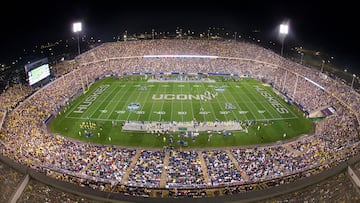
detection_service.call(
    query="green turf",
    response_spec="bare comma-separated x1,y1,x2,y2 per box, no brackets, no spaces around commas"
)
49,76,313,148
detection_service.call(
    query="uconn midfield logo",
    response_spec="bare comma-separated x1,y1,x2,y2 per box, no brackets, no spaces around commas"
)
152,91,218,101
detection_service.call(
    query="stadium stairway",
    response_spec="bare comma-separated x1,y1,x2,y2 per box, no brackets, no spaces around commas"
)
226,150,250,181
283,145,303,156
197,151,211,185
9,174,29,203
159,151,170,188
120,150,142,185
79,156,99,174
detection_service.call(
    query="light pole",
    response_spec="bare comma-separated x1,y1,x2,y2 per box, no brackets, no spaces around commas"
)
234,31,237,41
72,22,82,55
124,30,127,41
300,52,304,65
351,74,356,89
279,23,289,57
321,60,325,73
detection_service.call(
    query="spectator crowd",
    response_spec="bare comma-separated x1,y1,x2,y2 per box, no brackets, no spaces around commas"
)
0,39,359,198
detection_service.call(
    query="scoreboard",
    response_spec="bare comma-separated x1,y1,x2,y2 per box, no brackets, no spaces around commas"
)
24,58,51,86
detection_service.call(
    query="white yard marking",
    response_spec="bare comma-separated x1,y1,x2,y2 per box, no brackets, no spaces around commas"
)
154,111,166,115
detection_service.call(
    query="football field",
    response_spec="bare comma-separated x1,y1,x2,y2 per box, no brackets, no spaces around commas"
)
65,77,298,122
50,76,313,147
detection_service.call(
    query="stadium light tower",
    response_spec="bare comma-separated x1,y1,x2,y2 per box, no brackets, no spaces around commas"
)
300,52,304,64
321,60,325,72
73,22,82,55
351,74,356,89
279,23,289,57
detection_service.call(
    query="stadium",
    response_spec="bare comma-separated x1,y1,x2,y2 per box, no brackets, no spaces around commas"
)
0,39,359,202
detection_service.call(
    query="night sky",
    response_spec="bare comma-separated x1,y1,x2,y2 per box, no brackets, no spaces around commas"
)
0,1,359,74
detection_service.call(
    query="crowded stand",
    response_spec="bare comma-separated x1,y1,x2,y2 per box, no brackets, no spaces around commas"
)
0,39,359,200
0,84,33,111
126,150,164,188
84,147,136,183
166,150,207,189
202,150,245,186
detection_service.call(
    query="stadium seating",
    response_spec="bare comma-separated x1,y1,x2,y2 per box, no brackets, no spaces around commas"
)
0,39,359,199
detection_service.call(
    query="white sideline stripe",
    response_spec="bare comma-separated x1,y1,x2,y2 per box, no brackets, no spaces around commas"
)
65,116,123,121
65,116,298,122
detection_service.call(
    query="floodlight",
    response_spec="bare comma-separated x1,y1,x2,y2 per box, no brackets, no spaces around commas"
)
73,22,82,33
279,24,289,35
279,23,289,57
72,22,82,55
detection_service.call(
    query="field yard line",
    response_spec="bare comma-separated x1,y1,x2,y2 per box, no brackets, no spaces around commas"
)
194,84,207,121
146,82,162,121
135,83,153,121
243,85,279,119
235,84,263,120
75,84,117,119
213,91,231,121
251,85,286,119
218,82,239,121
125,82,146,121
98,86,127,120
77,85,116,118
114,83,137,121
188,84,195,120
156,83,168,122
64,83,105,118
180,84,184,122
256,86,298,119
204,85,227,121
104,84,128,120
66,116,123,122
110,81,136,121
226,83,250,121
170,83,175,122
87,85,121,119
158,89,166,121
